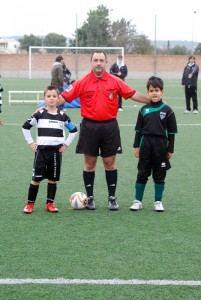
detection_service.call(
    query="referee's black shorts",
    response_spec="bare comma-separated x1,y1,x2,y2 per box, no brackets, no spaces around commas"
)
76,118,122,157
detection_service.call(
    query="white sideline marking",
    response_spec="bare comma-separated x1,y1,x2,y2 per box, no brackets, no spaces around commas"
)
0,278,201,286
3,123,201,127
119,124,201,127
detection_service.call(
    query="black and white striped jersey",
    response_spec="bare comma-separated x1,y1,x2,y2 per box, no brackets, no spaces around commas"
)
22,108,78,149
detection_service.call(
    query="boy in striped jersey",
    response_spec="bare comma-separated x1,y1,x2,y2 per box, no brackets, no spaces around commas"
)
22,85,78,214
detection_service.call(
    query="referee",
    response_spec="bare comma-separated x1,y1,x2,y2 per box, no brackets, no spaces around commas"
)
58,51,150,210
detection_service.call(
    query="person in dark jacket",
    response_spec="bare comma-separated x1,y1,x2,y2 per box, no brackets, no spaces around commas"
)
182,55,199,114
0,83,3,125
63,63,71,85
110,54,128,111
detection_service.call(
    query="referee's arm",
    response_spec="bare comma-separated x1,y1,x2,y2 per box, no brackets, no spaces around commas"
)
130,91,150,104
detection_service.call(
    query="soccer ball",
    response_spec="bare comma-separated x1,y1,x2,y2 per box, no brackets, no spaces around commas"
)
69,192,87,209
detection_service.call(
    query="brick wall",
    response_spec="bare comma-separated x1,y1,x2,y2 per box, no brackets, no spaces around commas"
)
0,53,200,79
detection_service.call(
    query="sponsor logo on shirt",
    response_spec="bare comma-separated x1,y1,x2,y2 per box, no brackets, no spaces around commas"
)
49,120,58,123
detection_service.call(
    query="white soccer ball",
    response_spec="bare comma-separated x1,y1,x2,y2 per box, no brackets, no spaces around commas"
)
69,192,87,209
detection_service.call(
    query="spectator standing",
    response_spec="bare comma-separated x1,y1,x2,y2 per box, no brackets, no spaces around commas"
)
182,55,199,114
130,76,177,212
51,55,64,93
22,85,78,214
57,51,150,211
110,54,128,111
0,83,3,125
63,63,72,85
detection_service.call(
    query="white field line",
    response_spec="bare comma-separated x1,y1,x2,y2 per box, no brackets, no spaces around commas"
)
119,124,201,126
3,123,201,127
0,278,201,286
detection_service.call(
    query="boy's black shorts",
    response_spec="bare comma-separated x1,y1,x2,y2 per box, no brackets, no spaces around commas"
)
32,148,62,182
138,136,171,171
76,118,122,157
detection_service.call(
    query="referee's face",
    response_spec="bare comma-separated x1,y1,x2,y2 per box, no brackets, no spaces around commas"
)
91,52,108,78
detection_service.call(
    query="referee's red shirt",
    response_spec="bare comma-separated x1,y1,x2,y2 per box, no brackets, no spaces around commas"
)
61,71,136,121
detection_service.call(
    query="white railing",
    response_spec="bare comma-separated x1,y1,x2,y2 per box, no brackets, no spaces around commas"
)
8,91,43,106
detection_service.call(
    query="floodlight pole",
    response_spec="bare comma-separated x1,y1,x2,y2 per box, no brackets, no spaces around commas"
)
29,47,32,79
75,13,78,80
153,14,157,76
191,11,197,55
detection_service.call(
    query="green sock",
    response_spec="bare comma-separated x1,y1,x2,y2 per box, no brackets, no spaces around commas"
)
135,183,146,201
155,183,165,202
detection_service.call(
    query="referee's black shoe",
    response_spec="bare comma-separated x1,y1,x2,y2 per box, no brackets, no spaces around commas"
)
86,196,95,210
108,196,119,210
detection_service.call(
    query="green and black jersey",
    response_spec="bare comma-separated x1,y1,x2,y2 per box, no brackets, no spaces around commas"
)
134,99,177,153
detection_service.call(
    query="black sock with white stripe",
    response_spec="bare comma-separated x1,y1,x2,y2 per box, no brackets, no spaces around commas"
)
46,183,57,204
105,169,117,198
83,171,95,197
28,184,39,203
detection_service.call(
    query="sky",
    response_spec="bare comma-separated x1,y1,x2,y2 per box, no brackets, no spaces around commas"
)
1,0,200,42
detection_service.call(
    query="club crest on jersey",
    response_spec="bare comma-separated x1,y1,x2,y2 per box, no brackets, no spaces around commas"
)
109,92,113,100
65,85,73,92
160,112,166,120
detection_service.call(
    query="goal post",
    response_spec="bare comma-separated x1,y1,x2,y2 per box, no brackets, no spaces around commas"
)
28,46,124,79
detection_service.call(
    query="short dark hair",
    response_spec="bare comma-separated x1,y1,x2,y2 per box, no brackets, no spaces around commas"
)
44,85,59,96
146,76,164,90
55,55,64,62
90,51,107,61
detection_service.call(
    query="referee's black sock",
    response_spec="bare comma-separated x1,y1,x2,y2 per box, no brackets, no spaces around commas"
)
83,171,95,197
105,169,117,198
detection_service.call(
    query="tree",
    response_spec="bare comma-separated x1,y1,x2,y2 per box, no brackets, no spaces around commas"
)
19,33,67,53
77,6,153,54
131,34,154,54
110,19,136,52
43,33,67,49
169,45,189,55
19,34,42,52
77,5,111,47
194,43,201,55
